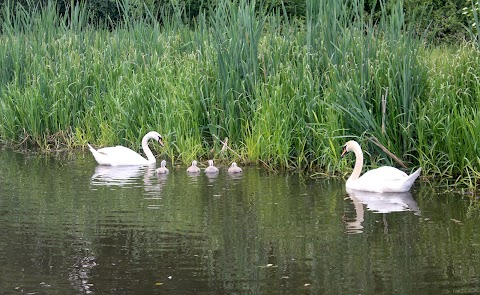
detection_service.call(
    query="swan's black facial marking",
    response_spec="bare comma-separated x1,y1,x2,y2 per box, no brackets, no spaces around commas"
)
158,136,165,147
341,144,348,158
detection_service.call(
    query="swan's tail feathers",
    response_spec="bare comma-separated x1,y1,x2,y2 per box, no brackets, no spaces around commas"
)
404,168,421,191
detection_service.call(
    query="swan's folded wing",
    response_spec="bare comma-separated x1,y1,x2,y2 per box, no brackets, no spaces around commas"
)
96,146,149,165
96,145,131,154
361,166,408,182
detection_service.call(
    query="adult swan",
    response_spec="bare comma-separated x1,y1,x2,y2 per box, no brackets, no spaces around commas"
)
88,131,164,166
341,140,421,193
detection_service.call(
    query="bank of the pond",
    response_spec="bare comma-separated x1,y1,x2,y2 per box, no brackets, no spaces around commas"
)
0,0,479,188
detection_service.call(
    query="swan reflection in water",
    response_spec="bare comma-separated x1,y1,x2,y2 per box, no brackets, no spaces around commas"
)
344,188,421,234
90,165,166,195
90,165,149,187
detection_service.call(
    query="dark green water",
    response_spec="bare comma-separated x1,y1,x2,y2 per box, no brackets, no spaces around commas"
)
0,150,479,294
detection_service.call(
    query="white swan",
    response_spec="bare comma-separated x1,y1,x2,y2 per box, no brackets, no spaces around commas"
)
341,140,421,193
204,160,219,173
87,131,164,166
155,160,169,174
228,162,243,174
187,160,201,173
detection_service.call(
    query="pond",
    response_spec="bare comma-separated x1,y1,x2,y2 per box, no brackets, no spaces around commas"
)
0,149,479,294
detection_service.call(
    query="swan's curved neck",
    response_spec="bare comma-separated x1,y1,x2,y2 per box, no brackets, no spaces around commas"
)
142,135,156,164
349,145,363,182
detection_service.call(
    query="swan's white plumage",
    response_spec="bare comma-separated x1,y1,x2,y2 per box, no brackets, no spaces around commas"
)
341,140,421,193
88,131,163,166
155,160,169,174
228,162,243,174
187,160,201,173
204,160,219,173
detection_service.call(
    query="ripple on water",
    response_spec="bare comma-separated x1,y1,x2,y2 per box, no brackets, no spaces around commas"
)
1,151,480,295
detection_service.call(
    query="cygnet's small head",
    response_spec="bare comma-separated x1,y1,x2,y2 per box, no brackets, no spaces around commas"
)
161,160,167,167
231,162,237,167
208,160,214,166
192,160,198,166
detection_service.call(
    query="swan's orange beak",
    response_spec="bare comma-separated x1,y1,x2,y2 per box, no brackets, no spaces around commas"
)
158,138,165,147
340,145,348,158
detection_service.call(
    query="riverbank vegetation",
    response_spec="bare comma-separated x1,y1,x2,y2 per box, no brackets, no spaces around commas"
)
0,0,479,188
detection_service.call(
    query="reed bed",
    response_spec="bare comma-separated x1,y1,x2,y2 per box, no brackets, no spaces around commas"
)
0,0,479,188
417,45,480,185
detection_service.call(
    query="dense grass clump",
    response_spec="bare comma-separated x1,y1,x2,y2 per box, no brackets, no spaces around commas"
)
416,45,480,185
0,0,479,187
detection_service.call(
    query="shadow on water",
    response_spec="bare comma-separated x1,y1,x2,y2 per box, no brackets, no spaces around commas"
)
0,150,479,294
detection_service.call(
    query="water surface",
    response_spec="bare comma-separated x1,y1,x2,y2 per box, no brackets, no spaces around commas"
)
0,150,479,294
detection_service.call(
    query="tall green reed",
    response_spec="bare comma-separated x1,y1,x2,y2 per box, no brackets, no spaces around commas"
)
416,45,480,181
204,0,267,147
0,1,93,148
323,0,426,166
1,0,480,187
